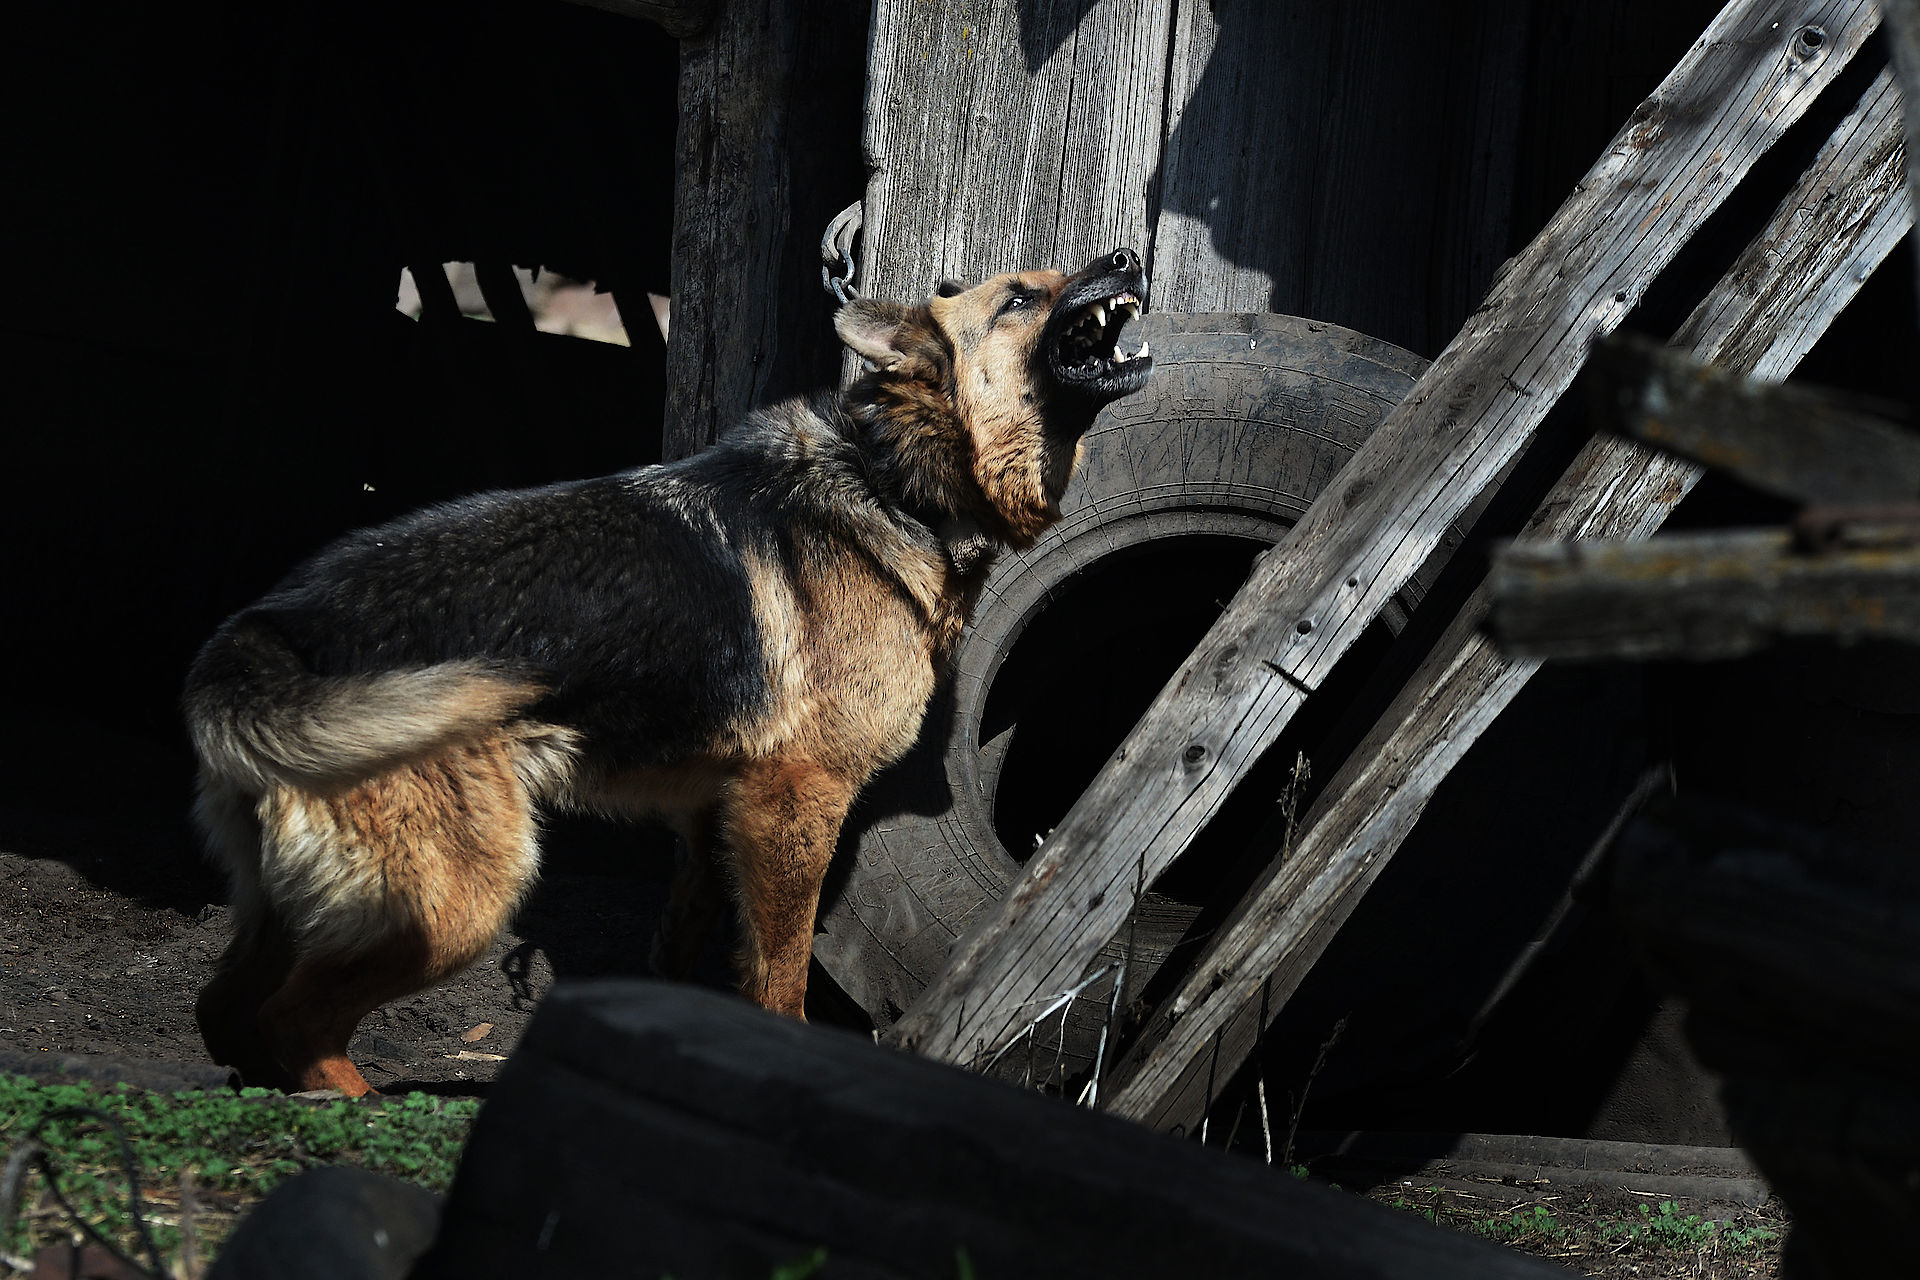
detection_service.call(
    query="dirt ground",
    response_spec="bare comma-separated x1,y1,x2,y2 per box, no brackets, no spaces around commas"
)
0,781,682,1096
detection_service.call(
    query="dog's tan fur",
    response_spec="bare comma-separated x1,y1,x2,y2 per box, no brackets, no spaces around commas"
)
187,254,1150,1096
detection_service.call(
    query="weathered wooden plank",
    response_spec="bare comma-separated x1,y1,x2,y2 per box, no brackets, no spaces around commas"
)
1592,334,1920,505
1489,529,1920,658
859,1,1172,299
1669,68,1914,378
662,0,866,458
888,0,1882,1069
859,3,1549,356
1102,59,1911,1131
662,2,800,459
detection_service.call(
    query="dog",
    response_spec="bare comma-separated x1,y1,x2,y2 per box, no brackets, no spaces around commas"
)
184,248,1152,1096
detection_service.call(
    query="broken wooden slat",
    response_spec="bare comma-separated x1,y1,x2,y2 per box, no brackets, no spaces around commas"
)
1592,334,1920,505
1101,56,1911,1132
888,0,1882,1069
1489,530,1920,658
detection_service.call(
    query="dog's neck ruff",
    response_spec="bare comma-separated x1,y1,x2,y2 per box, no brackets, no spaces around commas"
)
824,379,978,548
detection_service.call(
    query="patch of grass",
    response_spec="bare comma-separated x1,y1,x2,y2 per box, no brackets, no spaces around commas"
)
1368,1181,1786,1277
1597,1199,1780,1252
1476,1204,1565,1245
1,1072,477,1275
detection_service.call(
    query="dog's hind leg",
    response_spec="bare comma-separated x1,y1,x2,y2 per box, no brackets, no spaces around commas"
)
250,736,544,1096
719,760,857,1018
191,778,302,1086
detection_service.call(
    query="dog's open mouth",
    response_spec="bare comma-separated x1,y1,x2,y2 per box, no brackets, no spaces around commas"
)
1057,290,1147,374
1046,267,1154,403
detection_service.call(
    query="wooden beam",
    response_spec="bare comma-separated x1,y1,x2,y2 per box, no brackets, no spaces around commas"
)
1591,335,1920,505
887,0,1882,1070
1489,529,1920,658
1101,60,1910,1132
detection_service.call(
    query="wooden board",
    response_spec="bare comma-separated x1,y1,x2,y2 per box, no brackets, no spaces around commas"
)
1102,58,1912,1132
857,2,1596,357
1591,334,1920,505
858,1,1168,293
887,0,1884,1071
1490,529,1920,658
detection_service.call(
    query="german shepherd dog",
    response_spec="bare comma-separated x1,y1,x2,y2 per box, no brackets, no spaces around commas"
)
184,249,1152,1095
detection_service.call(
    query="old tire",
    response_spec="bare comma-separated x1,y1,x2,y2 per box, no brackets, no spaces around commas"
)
814,312,1453,1062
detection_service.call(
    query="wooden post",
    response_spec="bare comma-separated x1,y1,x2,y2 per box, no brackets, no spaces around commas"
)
661,0,867,459
887,0,1883,1070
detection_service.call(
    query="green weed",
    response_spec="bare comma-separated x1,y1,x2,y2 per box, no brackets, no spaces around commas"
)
1477,1204,1563,1244
1,1072,476,1274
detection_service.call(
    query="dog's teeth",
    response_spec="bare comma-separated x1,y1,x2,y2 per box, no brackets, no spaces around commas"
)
1092,303,1107,328
1138,338,1150,358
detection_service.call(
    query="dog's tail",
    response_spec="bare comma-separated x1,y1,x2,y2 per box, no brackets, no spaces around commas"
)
185,621,544,792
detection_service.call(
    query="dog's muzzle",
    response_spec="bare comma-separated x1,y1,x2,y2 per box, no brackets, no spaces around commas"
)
1045,248,1153,402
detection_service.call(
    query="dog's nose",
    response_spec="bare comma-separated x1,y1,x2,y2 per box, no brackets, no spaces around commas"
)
1108,248,1141,274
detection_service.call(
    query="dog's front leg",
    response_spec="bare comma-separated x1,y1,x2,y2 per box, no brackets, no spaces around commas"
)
720,760,857,1018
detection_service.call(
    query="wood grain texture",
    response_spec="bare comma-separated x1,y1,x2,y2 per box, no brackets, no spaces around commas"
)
1672,67,1913,380
887,0,1882,1071
858,2,1537,356
1490,530,1920,658
1593,332,1920,506
859,0,1171,299
662,0,867,458
663,0,799,458
1149,2,1530,353
1101,53,1910,1130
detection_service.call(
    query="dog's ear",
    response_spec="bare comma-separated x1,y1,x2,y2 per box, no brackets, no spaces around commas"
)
835,298,916,369
934,278,970,298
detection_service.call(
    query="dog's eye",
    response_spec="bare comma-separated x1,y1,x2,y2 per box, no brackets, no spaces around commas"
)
996,291,1035,320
